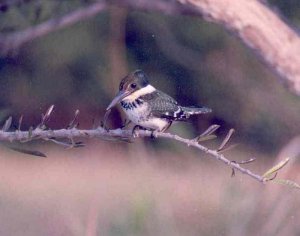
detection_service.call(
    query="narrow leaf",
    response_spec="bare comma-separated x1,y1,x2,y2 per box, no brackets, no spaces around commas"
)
9,147,47,158
45,104,55,119
238,158,256,165
67,109,80,129
2,116,12,131
262,158,290,178
200,124,220,137
48,138,73,147
271,178,300,190
73,141,85,147
217,143,239,153
18,115,23,131
217,128,235,151
28,126,33,139
231,168,235,177
48,138,85,148
231,158,256,177
40,104,54,128
196,134,217,142
194,124,220,143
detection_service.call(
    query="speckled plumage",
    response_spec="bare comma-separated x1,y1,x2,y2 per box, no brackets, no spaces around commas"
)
107,70,212,132
121,89,211,131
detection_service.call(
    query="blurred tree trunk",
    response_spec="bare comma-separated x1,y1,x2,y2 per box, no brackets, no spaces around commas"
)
117,0,300,95
108,6,128,88
179,0,300,95
1,0,300,95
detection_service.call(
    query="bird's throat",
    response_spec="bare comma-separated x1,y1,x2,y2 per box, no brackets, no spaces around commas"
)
122,84,156,102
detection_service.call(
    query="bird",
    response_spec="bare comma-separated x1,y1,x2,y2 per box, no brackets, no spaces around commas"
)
106,70,212,132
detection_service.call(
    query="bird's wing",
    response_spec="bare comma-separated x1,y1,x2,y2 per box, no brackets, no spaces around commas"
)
140,90,182,119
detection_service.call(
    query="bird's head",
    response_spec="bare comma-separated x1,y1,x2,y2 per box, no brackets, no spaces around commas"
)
106,70,152,110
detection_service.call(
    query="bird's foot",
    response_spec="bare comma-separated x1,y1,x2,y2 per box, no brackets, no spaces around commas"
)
120,119,131,129
132,125,145,138
100,120,110,132
150,130,157,139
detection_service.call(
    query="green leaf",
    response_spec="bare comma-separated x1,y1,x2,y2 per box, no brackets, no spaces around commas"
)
217,143,239,153
271,178,300,190
199,124,220,137
217,128,235,152
196,134,217,142
262,158,290,179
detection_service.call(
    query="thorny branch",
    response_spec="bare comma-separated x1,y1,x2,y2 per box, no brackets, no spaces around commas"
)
0,105,298,188
0,125,264,182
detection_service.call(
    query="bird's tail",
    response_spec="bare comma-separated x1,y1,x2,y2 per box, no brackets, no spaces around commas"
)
178,106,212,120
182,106,212,115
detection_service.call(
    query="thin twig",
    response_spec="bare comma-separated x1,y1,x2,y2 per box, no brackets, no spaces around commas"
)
148,130,265,182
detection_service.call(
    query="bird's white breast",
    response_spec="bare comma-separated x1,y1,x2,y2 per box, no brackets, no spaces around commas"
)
122,102,149,125
138,117,169,131
120,98,169,131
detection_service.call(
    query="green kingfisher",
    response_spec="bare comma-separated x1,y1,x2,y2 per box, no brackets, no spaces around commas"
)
106,70,212,132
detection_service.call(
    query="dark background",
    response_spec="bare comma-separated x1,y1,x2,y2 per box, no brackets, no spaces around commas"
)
0,0,299,153
0,1,299,235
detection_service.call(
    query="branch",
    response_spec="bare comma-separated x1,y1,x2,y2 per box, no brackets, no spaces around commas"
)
180,0,300,95
145,130,265,182
0,1,107,54
0,102,298,189
0,125,269,183
118,0,300,95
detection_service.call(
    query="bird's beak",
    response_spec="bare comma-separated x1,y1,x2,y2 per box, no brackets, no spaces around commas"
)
106,90,131,110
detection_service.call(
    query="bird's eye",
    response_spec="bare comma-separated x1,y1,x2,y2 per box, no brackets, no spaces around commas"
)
130,83,137,89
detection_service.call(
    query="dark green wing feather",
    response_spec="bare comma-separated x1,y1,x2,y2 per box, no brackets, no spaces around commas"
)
140,90,181,119
140,90,212,120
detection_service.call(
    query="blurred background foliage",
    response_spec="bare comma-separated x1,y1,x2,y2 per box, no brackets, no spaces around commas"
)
0,1,300,236
0,0,299,154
